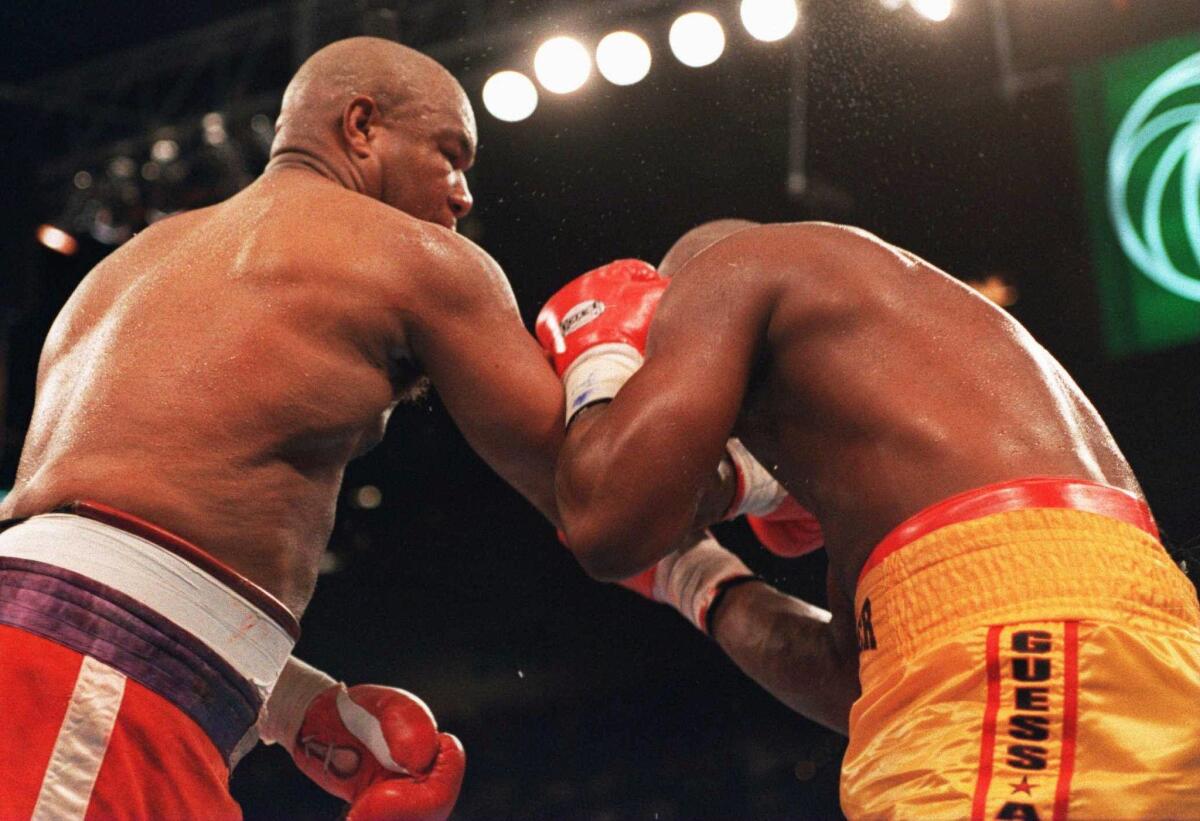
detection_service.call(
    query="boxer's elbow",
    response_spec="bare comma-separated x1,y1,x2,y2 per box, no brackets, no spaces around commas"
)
572,545,630,583
565,502,694,581
559,506,648,582
556,427,674,581
558,490,657,582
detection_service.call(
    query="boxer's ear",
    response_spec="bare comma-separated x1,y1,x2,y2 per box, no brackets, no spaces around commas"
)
342,95,379,159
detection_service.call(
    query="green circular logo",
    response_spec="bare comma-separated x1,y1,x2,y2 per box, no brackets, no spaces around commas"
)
1107,51,1200,303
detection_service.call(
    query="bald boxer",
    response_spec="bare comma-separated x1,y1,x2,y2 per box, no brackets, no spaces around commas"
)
538,221,1200,817
0,37,566,819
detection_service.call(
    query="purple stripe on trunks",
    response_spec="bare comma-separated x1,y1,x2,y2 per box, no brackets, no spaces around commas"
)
0,557,261,763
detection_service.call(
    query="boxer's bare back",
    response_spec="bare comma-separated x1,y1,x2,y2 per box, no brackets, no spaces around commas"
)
724,224,1142,588
1,39,564,617
563,222,1142,594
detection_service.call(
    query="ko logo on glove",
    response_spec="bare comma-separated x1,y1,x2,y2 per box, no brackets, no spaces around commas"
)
535,259,664,423
560,299,606,337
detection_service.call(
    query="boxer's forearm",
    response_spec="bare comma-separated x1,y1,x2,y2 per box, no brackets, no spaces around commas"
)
710,582,859,735
560,405,736,579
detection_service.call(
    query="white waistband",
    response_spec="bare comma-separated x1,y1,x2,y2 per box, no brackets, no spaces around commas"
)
0,513,295,703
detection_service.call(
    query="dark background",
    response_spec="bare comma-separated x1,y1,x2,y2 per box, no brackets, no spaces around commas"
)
1,1,1198,818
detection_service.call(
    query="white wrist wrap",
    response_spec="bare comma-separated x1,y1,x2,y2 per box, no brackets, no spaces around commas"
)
724,437,787,519
257,656,338,747
561,343,643,424
654,534,753,632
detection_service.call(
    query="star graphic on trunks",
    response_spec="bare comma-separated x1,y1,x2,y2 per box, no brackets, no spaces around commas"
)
1010,775,1035,795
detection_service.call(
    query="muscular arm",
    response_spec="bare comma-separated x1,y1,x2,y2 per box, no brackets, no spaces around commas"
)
709,571,860,735
557,232,781,579
404,232,564,524
567,407,737,548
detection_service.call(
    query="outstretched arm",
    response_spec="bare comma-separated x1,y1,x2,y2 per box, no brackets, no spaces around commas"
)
403,231,564,525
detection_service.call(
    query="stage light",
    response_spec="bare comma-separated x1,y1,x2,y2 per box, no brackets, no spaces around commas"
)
740,0,799,42
108,156,136,179
151,139,179,163
250,114,275,150
482,70,539,122
534,36,592,94
670,12,726,68
596,31,652,86
878,0,905,10
36,224,78,256
318,552,345,574
91,208,131,246
966,274,1019,307
353,485,383,510
911,0,954,22
250,114,273,136
202,112,227,146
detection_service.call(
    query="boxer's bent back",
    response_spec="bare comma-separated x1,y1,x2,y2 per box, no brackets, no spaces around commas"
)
550,221,1200,813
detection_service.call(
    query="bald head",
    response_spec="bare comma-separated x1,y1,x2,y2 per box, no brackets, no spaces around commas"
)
268,37,478,227
272,36,471,158
659,219,759,278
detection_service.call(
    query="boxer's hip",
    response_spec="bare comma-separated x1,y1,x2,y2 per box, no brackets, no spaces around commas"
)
852,476,1196,677
0,501,300,764
0,625,246,820
842,477,1200,819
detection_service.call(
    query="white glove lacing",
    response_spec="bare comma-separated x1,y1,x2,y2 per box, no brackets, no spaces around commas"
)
723,437,787,519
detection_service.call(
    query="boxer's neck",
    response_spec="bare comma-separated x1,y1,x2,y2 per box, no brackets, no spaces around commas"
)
264,150,364,196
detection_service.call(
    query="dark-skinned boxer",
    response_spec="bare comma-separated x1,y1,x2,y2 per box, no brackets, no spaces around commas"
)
537,220,1200,818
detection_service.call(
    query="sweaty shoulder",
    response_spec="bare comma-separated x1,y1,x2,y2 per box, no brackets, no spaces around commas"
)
662,222,921,347
295,188,510,314
383,215,514,317
687,222,897,273
683,221,916,298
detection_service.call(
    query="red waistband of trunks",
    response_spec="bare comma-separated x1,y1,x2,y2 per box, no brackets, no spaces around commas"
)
65,500,301,641
857,476,1158,586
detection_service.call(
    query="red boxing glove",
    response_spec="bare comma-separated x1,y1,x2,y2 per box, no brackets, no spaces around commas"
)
292,685,465,821
719,439,824,557
535,259,664,423
747,494,825,558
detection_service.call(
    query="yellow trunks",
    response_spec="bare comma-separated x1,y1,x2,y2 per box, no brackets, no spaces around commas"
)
842,480,1200,820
